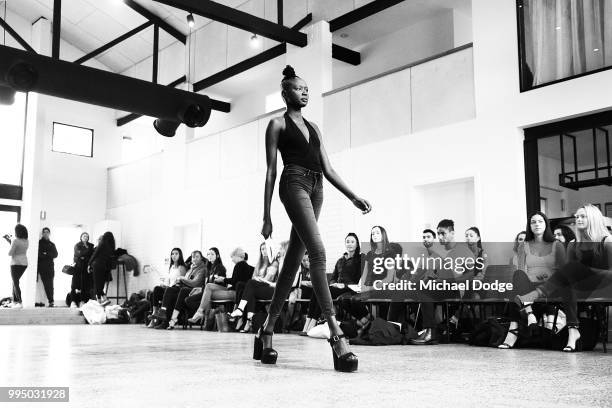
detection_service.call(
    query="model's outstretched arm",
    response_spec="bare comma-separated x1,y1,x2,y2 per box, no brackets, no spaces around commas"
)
311,123,371,214
261,118,282,238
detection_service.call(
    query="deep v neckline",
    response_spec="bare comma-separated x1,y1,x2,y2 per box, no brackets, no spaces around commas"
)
286,113,311,145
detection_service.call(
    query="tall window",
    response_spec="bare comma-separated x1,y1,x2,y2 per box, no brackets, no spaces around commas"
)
0,92,27,187
518,0,612,91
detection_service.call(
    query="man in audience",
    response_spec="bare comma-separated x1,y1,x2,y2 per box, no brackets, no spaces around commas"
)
410,220,474,345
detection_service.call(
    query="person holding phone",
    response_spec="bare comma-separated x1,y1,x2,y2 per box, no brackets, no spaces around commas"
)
6,224,29,309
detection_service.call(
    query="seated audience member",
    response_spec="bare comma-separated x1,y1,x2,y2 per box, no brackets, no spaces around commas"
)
188,247,253,325
153,250,208,330
498,211,565,349
183,247,227,319
509,231,527,266
516,204,611,352
410,219,474,345
342,226,400,335
302,233,363,333
554,225,576,249
147,248,186,328
70,232,94,307
228,241,284,333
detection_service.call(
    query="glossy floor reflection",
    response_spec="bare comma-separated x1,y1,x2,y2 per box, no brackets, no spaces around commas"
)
1,325,611,408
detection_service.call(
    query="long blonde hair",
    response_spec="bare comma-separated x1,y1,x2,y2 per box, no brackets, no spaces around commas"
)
575,204,611,243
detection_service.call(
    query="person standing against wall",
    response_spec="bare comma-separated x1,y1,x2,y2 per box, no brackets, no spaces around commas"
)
37,227,58,308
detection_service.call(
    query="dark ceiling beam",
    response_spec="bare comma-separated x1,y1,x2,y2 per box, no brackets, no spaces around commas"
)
332,44,360,66
124,0,186,44
0,17,37,53
292,13,312,31
329,0,405,32
194,43,286,92
277,0,283,25
116,76,231,126
52,0,61,58
152,24,159,83
74,21,153,64
153,0,307,47
0,46,211,128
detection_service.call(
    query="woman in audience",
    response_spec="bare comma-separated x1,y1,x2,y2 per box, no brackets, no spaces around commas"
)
302,233,363,333
228,242,280,333
183,247,227,319
509,231,527,266
554,225,576,249
153,250,208,330
516,204,611,352
498,211,565,349
88,231,116,306
147,248,186,328
188,247,254,325
5,224,29,309
70,232,94,308
341,226,399,333
465,227,489,280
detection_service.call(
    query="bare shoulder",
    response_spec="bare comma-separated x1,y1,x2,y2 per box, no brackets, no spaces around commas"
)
268,115,286,130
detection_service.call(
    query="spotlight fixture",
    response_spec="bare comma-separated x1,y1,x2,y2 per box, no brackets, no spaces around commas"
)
0,85,16,105
187,13,195,28
250,33,261,48
153,119,181,137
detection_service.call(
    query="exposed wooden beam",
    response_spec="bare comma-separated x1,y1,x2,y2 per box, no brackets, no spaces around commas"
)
0,17,37,53
124,0,186,44
152,24,159,83
52,0,61,58
74,21,153,64
332,44,360,65
153,0,306,47
329,0,405,32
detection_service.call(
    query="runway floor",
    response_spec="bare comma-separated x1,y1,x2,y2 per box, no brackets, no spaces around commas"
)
1,324,611,408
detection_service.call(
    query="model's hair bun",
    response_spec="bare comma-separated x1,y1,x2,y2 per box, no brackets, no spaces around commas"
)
282,65,296,79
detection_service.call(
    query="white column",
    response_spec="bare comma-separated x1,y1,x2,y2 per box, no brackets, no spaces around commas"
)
285,21,333,126
19,18,52,306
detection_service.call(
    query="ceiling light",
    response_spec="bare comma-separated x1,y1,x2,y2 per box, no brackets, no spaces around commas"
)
340,33,349,38
187,13,195,28
555,26,561,30
594,48,600,52
250,33,261,48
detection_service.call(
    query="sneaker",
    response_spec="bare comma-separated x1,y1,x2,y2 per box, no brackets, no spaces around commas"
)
70,302,78,309
11,302,23,309
35,302,44,307
47,302,54,308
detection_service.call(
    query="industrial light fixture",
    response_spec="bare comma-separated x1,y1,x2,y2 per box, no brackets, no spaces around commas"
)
250,33,261,48
187,13,195,28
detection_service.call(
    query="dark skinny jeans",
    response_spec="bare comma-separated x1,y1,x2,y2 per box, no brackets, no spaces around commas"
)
11,265,27,303
267,165,335,322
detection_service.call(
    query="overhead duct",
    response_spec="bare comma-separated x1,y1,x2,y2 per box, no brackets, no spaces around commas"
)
0,45,211,133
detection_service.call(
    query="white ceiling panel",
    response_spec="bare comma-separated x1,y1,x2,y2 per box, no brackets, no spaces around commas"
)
61,0,96,24
78,9,130,43
114,34,153,63
61,20,104,53
6,0,50,23
98,48,135,72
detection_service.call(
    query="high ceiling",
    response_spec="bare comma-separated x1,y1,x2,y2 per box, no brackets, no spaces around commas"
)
3,0,472,100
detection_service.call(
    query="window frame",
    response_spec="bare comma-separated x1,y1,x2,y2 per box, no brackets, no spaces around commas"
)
51,121,94,158
516,0,612,92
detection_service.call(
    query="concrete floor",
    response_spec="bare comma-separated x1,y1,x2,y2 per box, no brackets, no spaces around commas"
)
1,325,611,408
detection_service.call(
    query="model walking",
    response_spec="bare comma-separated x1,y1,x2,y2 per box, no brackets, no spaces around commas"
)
258,65,371,372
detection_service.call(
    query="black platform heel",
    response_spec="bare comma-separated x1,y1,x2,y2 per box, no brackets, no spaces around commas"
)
253,328,278,364
328,334,358,372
